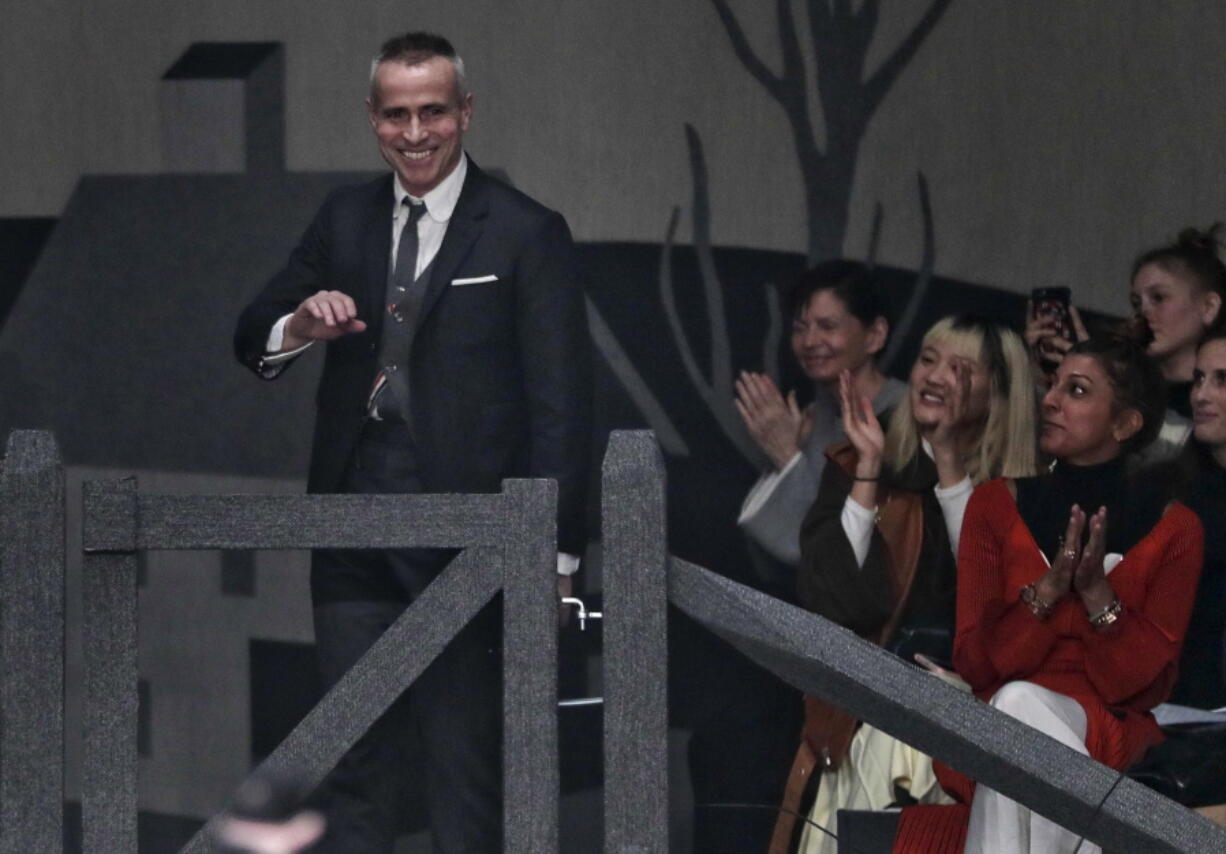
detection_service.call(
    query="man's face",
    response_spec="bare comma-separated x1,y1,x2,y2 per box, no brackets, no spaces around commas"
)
367,56,472,197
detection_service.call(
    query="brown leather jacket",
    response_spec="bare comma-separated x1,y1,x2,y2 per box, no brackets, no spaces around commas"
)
798,440,927,769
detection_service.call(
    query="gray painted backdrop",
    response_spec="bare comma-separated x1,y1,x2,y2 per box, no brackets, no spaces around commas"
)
6,1,1226,314
3,0,1224,843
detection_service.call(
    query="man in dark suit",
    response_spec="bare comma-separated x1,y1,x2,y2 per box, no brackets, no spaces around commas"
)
234,32,591,853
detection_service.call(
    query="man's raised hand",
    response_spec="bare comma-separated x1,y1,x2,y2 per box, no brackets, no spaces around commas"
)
283,290,367,350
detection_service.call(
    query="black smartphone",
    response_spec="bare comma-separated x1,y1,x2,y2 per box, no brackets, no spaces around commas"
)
1031,286,1073,372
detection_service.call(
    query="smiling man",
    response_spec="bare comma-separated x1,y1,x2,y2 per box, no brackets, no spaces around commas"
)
367,52,470,201
234,32,591,854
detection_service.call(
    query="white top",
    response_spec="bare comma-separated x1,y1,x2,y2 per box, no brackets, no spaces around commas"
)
839,440,974,568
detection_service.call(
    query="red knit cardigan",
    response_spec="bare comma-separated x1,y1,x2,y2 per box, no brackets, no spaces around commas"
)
893,477,1204,853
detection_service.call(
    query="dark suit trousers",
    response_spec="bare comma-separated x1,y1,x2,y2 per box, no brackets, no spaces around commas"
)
311,421,502,854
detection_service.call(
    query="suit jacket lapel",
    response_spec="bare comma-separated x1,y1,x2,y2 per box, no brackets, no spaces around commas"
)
363,176,395,337
413,164,488,334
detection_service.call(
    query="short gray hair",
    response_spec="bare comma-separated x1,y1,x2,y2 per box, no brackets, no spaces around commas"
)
368,32,468,99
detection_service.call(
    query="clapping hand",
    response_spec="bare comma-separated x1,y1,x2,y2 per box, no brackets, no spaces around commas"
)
734,371,814,469
838,370,884,480
1035,504,1108,606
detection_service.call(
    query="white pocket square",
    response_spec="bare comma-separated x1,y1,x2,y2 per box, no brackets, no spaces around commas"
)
450,274,499,286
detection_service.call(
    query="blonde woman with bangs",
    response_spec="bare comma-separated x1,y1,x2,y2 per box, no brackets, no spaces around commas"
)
774,316,1037,854
881,317,1038,488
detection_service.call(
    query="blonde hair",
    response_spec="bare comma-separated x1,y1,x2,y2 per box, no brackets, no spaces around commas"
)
883,316,1038,484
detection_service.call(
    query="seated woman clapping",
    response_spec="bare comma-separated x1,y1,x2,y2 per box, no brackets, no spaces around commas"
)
894,334,1205,854
776,316,1037,854
736,261,905,579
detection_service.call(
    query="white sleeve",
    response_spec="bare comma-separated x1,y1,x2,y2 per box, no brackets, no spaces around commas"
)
262,314,314,364
934,476,973,557
840,495,876,568
736,451,813,565
556,553,580,576
737,452,804,524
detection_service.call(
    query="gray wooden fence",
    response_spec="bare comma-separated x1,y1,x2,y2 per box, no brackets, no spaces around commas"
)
3,428,1226,853
2,429,559,853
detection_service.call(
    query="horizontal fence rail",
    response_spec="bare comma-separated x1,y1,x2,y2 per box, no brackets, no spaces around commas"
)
82,490,512,551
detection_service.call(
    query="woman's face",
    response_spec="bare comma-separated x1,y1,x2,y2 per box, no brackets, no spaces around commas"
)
908,336,992,430
1191,339,1226,450
790,289,883,383
1130,262,1219,363
1040,354,1139,464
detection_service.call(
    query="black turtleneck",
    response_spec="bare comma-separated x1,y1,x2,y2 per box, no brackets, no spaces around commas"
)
1170,453,1226,708
1015,455,1167,564
1167,379,1194,419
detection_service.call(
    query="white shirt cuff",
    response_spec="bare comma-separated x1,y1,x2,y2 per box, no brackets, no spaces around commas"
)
263,314,314,365
557,553,580,576
737,451,804,524
840,495,876,568
934,476,973,557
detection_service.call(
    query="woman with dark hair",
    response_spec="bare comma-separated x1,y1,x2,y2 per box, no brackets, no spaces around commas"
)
736,260,905,572
894,335,1204,853
779,315,1037,854
1165,331,1226,709
1027,226,1226,461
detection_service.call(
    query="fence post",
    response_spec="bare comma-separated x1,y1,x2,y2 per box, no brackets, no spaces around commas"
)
602,430,669,854
0,431,65,853
81,477,140,853
501,478,560,852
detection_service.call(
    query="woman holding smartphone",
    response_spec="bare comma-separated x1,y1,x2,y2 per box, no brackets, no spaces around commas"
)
1027,226,1226,461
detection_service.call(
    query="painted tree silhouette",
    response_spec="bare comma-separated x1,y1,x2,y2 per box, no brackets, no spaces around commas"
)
711,0,955,265
594,2,953,464
660,126,782,466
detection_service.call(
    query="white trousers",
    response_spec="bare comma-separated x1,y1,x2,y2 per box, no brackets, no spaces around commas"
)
963,681,1099,854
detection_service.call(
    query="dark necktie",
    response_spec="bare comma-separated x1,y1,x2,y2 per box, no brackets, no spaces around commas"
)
388,199,428,320
367,199,428,422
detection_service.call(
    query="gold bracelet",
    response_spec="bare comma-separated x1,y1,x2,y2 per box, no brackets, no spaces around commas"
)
1089,596,1123,629
1020,583,1055,620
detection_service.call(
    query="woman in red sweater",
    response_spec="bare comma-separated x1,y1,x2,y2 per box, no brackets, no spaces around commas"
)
897,335,1204,854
